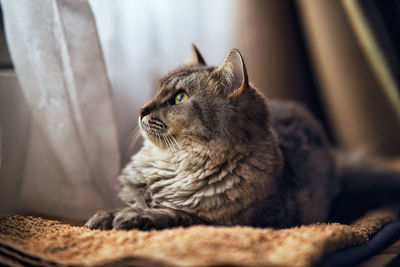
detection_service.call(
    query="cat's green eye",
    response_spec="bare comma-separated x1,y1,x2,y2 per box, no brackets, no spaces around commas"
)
175,92,188,105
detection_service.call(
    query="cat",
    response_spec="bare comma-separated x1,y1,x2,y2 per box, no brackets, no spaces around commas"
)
85,45,400,230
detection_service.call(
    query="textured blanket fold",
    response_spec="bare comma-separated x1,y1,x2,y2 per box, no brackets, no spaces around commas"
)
0,208,398,267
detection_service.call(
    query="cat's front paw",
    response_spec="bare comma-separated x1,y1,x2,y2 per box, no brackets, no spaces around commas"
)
112,208,167,230
85,210,114,230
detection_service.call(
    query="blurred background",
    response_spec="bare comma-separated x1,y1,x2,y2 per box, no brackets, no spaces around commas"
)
0,0,400,220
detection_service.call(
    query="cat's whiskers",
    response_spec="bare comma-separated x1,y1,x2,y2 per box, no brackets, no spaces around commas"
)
170,134,180,149
164,133,176,153
125,126,142,152
156,132,163,149
154,131,179,154
164,135,173,153
161,133,171,152
169,135,178,153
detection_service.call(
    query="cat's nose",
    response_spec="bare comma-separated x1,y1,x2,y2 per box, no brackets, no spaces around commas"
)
139,107,150,118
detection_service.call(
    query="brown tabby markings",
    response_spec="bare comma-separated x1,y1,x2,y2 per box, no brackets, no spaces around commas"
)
85,45,338,230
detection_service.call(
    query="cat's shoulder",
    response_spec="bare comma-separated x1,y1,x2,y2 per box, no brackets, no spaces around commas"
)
268,100,329,147
268,100,314,123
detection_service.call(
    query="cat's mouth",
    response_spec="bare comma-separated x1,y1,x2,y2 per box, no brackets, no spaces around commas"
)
139,116,179,151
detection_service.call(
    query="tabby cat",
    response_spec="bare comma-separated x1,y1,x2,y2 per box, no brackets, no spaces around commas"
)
85,45,400,230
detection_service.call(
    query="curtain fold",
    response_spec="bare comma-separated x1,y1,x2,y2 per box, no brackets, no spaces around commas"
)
237,0,332,142
238,0,400,156
297,0,400,155
0,71,29,215
1,0,121,220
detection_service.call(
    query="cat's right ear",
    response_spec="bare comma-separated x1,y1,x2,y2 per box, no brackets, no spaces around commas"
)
191,44,207,65
215,49,249,99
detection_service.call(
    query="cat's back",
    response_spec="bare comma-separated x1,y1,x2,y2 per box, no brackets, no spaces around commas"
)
267,100,338,225
268,100,329,151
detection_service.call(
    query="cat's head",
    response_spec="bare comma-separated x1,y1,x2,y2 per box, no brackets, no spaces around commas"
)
138,45,271,153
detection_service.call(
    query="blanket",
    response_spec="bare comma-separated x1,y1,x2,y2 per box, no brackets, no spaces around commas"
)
0,207,398,267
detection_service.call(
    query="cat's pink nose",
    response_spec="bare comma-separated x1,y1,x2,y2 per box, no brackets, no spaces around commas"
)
139,107,150,118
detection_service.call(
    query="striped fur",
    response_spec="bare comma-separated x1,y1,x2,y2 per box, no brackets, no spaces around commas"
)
85,47,339,230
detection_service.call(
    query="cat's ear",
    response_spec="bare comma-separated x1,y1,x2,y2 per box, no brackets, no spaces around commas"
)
216,49,249,98
191,44,207,65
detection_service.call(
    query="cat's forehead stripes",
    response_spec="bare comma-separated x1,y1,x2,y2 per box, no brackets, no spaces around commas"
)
159,69,196,90
159,66,215,91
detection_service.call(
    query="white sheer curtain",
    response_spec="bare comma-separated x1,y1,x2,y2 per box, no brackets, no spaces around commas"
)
0,0,237,220
1,0,121,220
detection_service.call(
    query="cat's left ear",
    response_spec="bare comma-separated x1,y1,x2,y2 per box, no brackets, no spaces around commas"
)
191,44,207,65
216,49,249,98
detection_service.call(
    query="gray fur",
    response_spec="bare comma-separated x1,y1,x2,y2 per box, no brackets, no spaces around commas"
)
85,47,398,231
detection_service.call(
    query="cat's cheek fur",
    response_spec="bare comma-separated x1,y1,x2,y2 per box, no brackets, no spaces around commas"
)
165,110,206,142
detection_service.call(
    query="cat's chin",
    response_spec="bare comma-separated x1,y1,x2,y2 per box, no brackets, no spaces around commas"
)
142,133,180,154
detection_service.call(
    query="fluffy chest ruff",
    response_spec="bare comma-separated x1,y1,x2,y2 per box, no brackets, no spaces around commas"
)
119,140,280,225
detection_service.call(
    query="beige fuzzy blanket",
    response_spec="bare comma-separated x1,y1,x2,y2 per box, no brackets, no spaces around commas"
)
0,208,398,267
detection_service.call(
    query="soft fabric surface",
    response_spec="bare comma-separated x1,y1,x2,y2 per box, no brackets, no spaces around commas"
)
0,208,398,267
320,221,400,266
